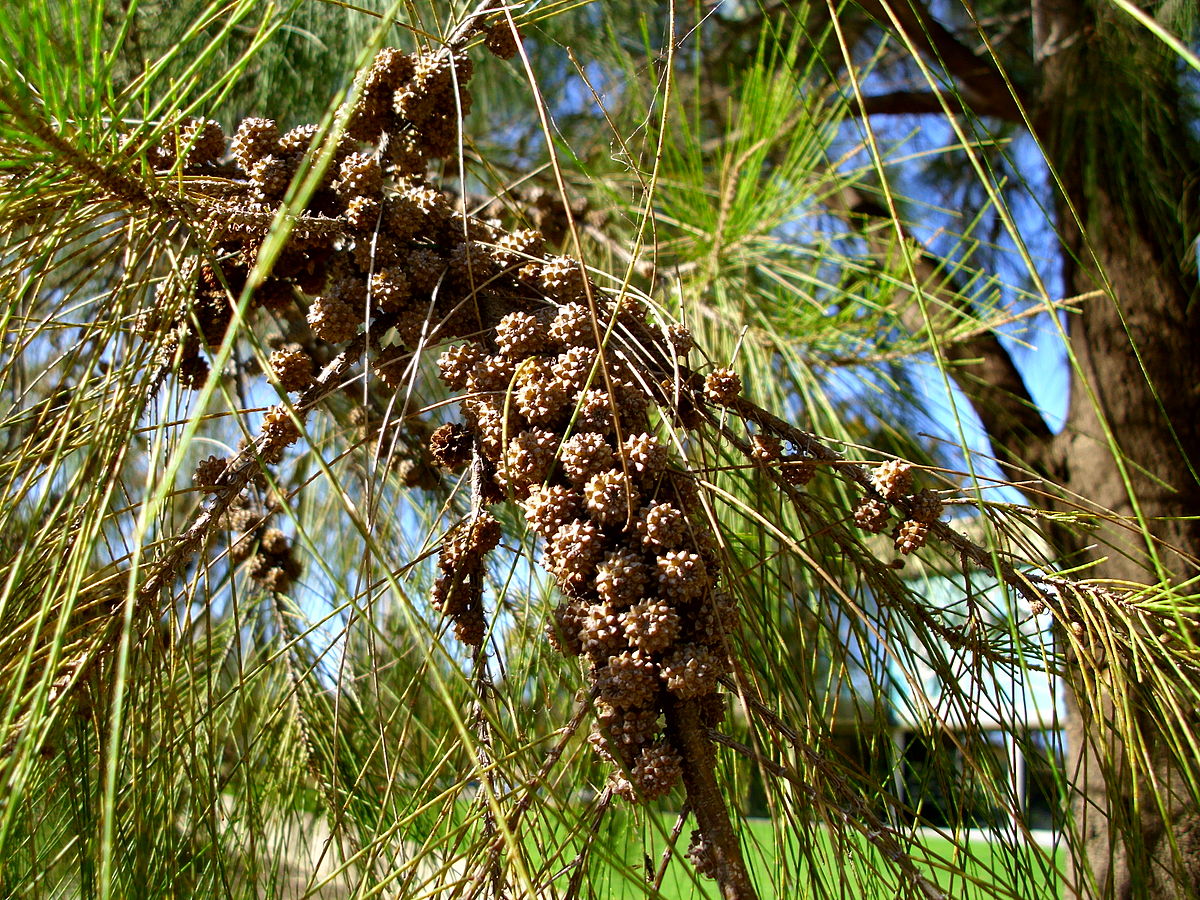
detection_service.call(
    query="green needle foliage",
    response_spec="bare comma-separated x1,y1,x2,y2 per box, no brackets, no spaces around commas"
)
1,2,1197,899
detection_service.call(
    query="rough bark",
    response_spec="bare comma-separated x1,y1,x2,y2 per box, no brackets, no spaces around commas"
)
1035,4,1200,895
707,0,1200,893
838,2,1200,894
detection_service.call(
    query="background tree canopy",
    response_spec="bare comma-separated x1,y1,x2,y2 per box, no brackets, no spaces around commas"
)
1,1,1197,898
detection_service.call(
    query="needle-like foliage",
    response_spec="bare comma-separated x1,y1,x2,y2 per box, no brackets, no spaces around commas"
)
2,2,1198,899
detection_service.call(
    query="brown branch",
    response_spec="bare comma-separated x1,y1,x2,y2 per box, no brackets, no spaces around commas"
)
834,186,1058,484
853,89,1018,120
665,697,759,900
854,0,1026,122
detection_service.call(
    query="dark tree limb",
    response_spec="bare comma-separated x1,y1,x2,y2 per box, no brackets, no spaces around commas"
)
665,697,758,900
834,186,1059,484
854,0,1026,122
853,88,1016,120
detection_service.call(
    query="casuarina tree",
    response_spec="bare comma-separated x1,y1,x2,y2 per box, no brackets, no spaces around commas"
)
0,2,1196,899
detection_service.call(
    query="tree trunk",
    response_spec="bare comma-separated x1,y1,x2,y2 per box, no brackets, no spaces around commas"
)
702,1,1200,892
1036,3,1200,895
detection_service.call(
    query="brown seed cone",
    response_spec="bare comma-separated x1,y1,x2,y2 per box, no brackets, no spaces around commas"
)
499,429,557,491
484,22,521,60
193,288,234,348
247,551,273,581
277,124,320,156
447,240,497,288
344,87,391,143
432,563,470,614
703,367,741,406
371,345,409,390
665,471,701,515
635,502,687,551
268,344,314,393
406,247,447,295
539,257,588,302
580,602,625,658
344,195,382,232
576,389,616,435
178,352,209,390
629,742,683,800
548,302,596,347
546,601,586,657
193,455,229,492
260,527,289,556
751,434,782,462
613,295,648,327
521,485,581,537
621,433,667,479
437,342,483,391
352,232,402,270
622,599,680,655
689,588,739,646
893,518,929,555
593,702,659,762
870,459,913,501
254,278,294,312
249,154,293,201
560,432,615,485
781,454,816,485
398,458,435,489
655,550,707,602
335,152,383,200
465,512,502,554
666,323,694,357
491,227,544,269
908,488,943,524
660,643,724,699
259,566,293,593
229,531,257,562
453,611,486,647
584,469,640,527
306,294,359,343
367,47,415,90
686,830,719,880
387,184,446,240
224,505,258,533
594,549,649,608
179,118,225,166
495,311,547,358
441,515,502,570
384,136,426,177
409,111,466,161
369,268,411,313
552,346,597,392
596,649,659,709
260,405,301,456
515,374,569,427
852,497,890,534
429,422,473,471
231,117,279,172
468,404,513,460
614,382,652,430
547,519,605,587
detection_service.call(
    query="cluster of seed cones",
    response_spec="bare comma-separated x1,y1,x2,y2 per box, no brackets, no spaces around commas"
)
153,34,512,410
194,455,301,594
159,32,738,805
171,36,515,522
852,460,942,555
432,284,738,801
150,28,973,891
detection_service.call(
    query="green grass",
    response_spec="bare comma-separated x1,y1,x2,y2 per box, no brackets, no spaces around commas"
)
517,810,1062,899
